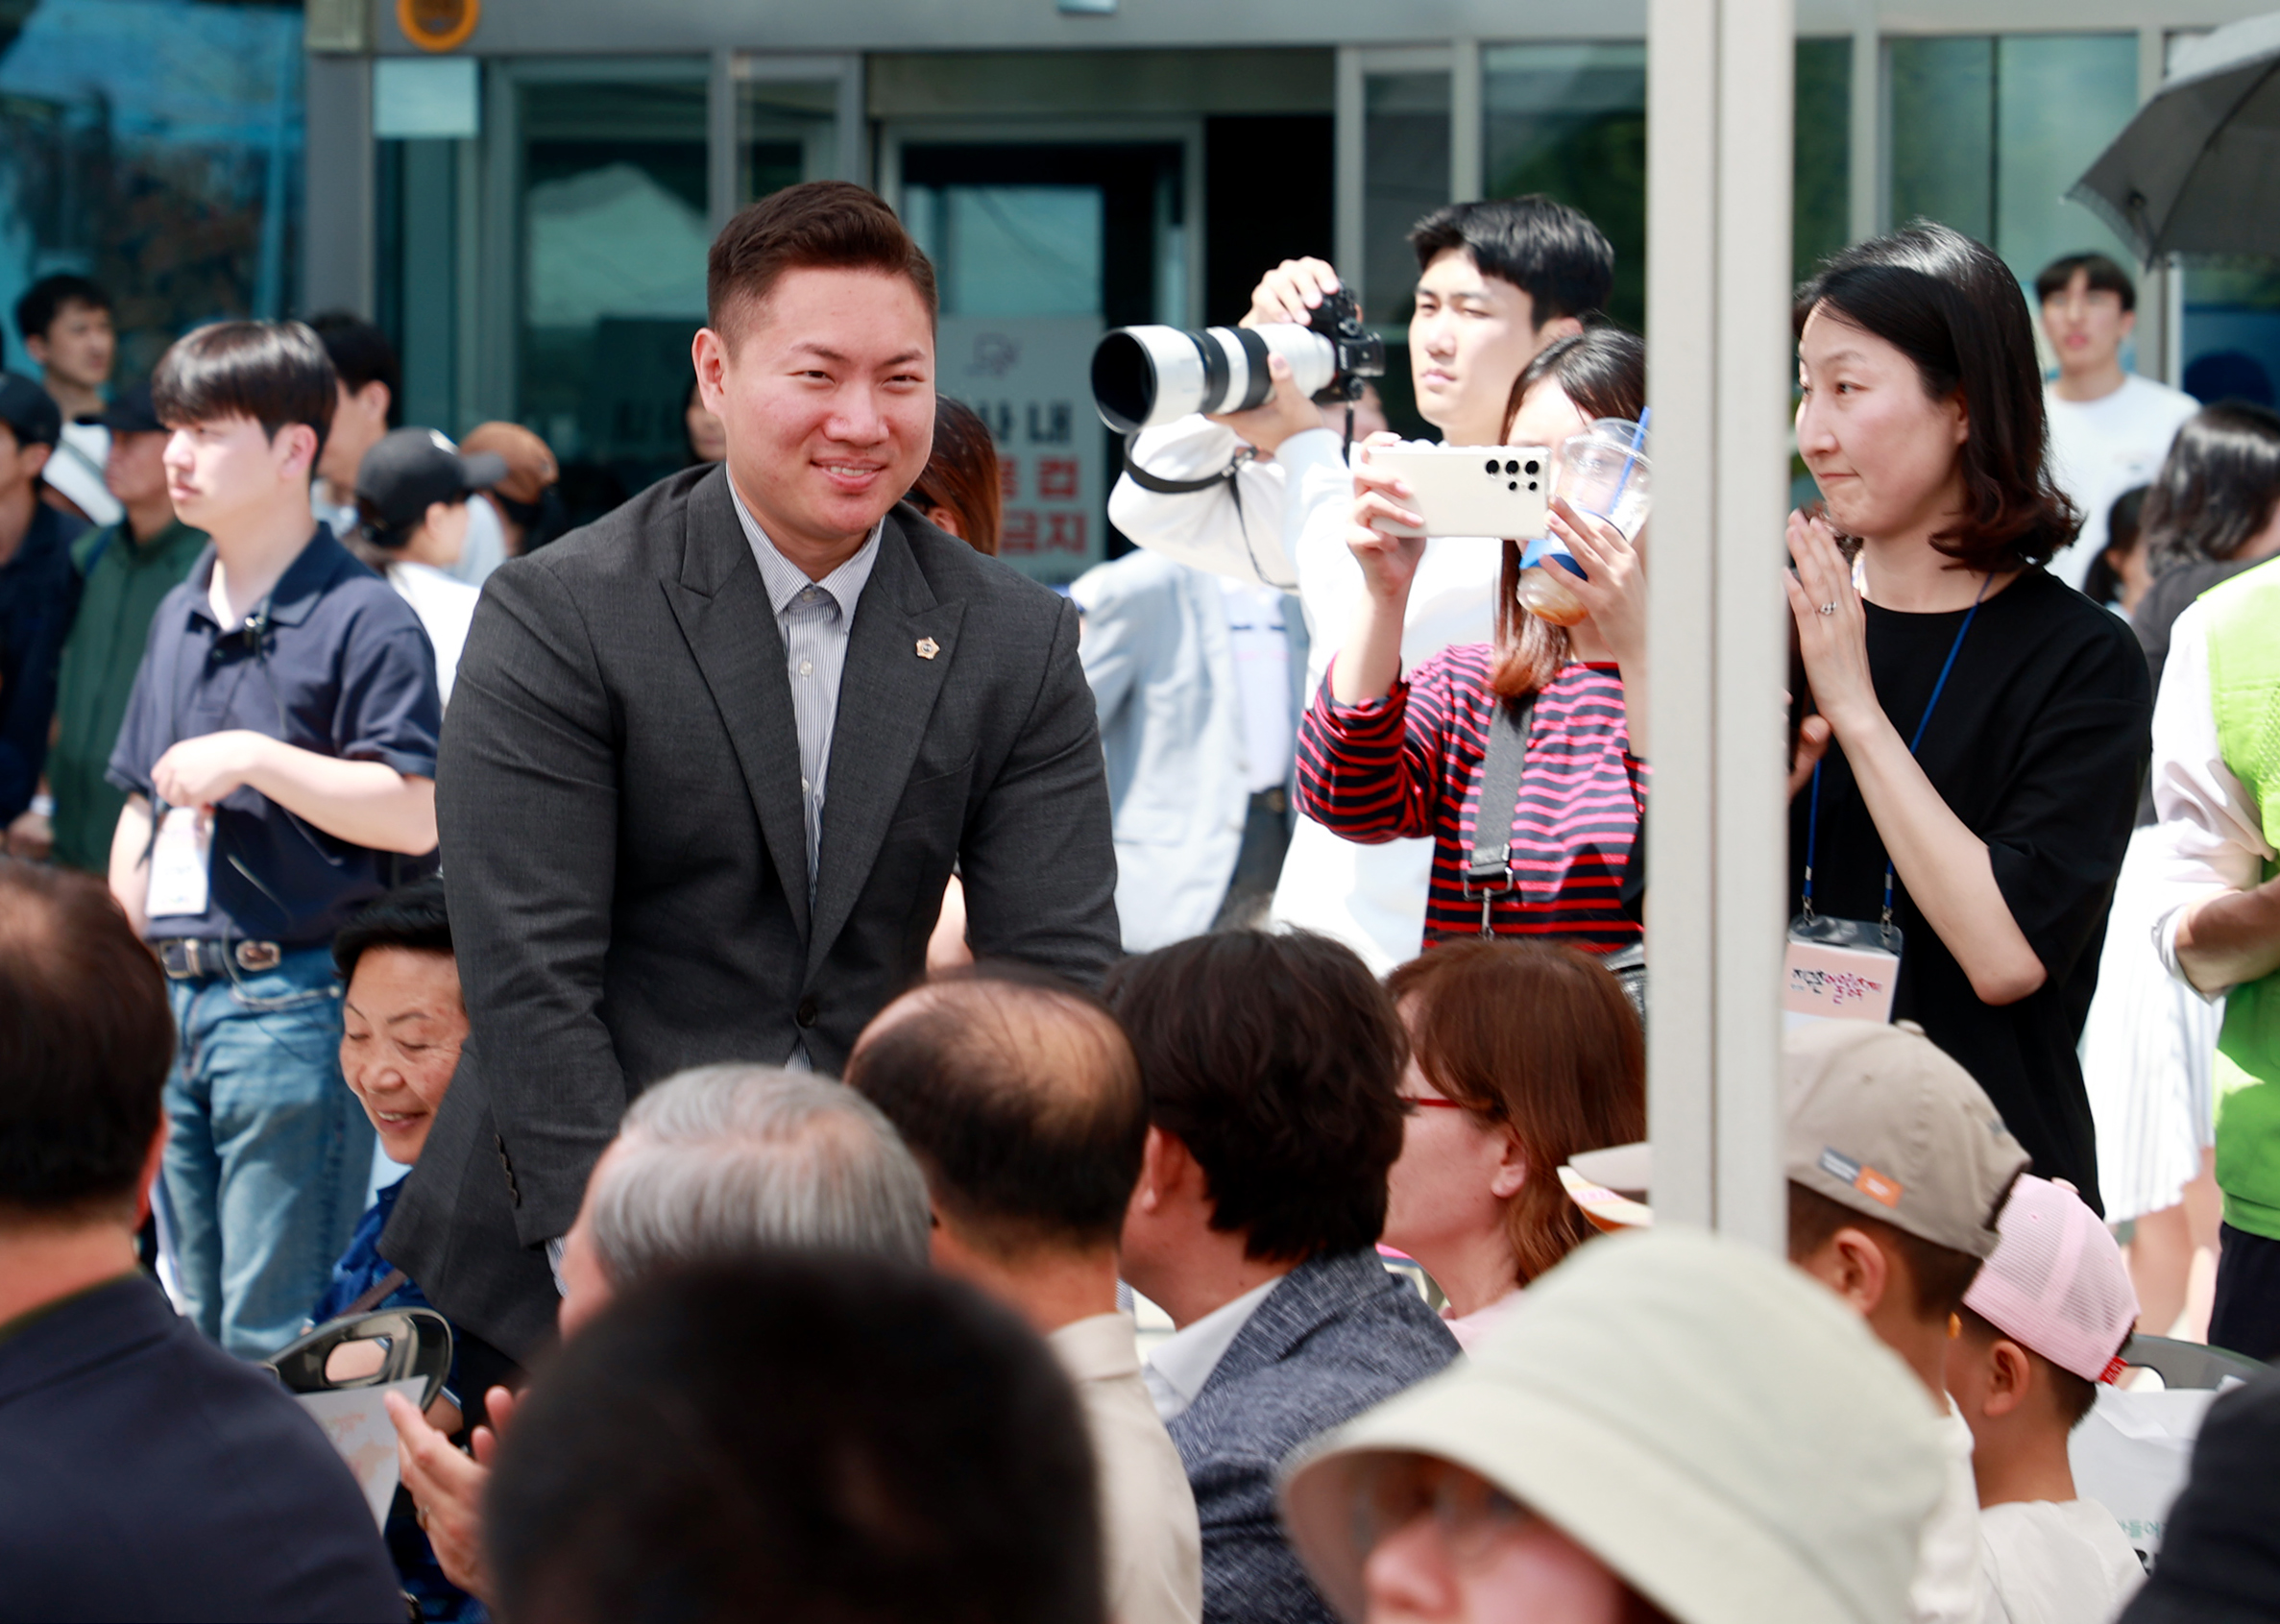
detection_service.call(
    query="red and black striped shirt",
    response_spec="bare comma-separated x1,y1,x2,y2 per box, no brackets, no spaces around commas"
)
1295,645,1645,952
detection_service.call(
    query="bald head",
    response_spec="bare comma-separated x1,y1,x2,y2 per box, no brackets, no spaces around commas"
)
847,973,1145,1260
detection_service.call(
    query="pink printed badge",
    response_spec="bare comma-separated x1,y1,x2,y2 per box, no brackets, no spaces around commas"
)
1783,932,1900,1024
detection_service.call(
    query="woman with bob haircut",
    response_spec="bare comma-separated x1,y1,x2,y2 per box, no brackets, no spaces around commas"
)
1786,223,2150,1205
1379,939,1645,1347
1298,327,1649,956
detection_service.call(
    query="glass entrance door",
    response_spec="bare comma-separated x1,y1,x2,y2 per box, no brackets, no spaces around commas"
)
893,136,1192,584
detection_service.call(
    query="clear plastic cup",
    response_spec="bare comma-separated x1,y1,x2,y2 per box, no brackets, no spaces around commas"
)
1516,418,1650,627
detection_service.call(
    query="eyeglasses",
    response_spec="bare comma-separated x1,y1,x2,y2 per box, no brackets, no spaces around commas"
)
1352,1457,1531,1566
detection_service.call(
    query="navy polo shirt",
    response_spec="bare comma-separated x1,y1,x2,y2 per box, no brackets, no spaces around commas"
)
107,526,442,945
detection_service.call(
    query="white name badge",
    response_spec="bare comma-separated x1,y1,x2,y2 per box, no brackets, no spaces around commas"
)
146,805,213,918
1784,913,1901,1025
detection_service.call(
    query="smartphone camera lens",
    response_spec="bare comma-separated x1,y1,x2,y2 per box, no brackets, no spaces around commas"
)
1484,459,1500,475
1507,481,1518,491
1524,459,1541,476
1504,459,1519,475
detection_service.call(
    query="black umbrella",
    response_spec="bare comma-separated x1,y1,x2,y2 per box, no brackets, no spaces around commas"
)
2073,12,2280,260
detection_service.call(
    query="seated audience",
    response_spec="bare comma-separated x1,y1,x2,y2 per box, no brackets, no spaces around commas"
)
848,970,1203,1624
389,1063,930,1606
1380,939,1645,1345
2118,1366,2280,1623
315,875,484,1620
0,860,400,1622
1946,1175,2145,1623
483,1256,1104,1624
351,427,505,706
1278,1228,1949,1624
316,876,463,1327
1784,1020,2031,1624
1104,929,1460,1624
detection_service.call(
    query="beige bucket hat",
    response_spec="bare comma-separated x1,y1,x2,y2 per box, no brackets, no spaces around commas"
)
1278,1227,1947,1624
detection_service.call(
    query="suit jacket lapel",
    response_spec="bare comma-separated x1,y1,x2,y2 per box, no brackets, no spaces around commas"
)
807,512,964,977
660,468,812,939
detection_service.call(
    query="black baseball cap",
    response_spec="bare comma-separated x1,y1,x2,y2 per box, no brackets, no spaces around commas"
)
0,373,62,449
77,381,163,435
354,426,507,531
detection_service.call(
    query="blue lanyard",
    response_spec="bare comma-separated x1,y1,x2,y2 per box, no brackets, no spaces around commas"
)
1802,572,1991,925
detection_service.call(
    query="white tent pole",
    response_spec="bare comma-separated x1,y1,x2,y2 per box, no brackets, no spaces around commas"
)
1645,0,1795,1248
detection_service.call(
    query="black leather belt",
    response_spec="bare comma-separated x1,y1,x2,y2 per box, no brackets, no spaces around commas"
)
152,938,286,980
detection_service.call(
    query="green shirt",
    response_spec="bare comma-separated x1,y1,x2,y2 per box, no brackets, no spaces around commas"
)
48,517,206,872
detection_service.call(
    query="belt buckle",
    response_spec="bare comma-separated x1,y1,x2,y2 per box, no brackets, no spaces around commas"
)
235,941,281,972
156,940,196,979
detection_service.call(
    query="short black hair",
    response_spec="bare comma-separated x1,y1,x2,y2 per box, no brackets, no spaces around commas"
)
485,1256,1104,1624
308,311,402,428
2141,403,2280,570
1798,223,2077,571
1103,930,1408,1264
153,321,337,465
14,274,111,345
1956,1306,2102,1430
332,875,452,982
1408,196,1614,327
2034,253,2136,314
846,967,1146,1258
0,860,175,1220
1787,1181,1985,1321
2081,484,2147,607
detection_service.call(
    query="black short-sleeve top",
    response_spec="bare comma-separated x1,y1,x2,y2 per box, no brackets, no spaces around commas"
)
1786,567,2151,1209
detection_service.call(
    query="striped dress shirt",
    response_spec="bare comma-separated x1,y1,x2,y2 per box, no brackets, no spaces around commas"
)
1294,643,1645,952
728,482,883,899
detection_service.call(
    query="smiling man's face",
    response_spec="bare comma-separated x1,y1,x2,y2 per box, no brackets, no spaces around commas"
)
697,265,935,569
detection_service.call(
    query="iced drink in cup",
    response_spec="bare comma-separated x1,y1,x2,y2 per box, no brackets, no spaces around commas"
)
1517,416,1651,627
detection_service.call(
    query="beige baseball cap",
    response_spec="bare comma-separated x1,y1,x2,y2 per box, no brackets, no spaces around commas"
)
1278,1227,1947,1624
1784,1020,2028,1260
460,421,559,505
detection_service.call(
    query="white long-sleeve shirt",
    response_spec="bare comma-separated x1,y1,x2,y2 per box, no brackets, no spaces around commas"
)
1108,417,1496,970
2147,594,2275,993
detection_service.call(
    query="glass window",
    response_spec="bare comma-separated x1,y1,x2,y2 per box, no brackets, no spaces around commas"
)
1793,38,1851,285
0,0,303,380
905,186,1104,317
376,138,464,432
1888,34,2139,290
740,78,839,205
1482,43,1645,331
1362,71,1449,321
517,74,709,504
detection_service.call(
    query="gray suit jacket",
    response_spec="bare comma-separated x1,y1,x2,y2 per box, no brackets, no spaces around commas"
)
1167,1249,1460,1624
384,467,1121,1358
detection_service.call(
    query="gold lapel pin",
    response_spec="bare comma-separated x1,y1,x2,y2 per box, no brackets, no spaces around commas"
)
915,637,939,660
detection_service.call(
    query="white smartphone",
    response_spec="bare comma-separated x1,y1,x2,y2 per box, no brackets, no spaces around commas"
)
1367,444,1553,539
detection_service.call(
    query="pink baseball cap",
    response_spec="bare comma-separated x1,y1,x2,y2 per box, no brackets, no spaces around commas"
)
1962,1175,2139,1383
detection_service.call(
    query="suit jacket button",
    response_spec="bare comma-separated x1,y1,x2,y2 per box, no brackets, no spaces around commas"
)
795,996,819,1028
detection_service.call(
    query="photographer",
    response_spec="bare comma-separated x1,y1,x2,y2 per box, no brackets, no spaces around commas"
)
1295,328,1647,955
1109,198,1612,970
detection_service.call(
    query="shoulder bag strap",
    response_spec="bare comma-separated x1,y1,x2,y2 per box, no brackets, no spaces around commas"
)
1466,692,1539,932
341,1268,409,1319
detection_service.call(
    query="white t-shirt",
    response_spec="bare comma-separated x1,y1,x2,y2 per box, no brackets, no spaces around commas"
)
385,560,479,707
1978,1499,2146,1624
1915,1406,2003,1624
1217,576,1293,794
2044,375,2200,594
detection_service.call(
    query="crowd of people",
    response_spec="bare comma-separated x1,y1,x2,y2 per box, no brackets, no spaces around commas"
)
3,168,2280,1624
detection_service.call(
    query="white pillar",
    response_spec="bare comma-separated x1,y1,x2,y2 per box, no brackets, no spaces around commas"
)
1644,0,1795,1248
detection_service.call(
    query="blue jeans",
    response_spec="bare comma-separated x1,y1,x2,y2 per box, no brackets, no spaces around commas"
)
162,946,375,1358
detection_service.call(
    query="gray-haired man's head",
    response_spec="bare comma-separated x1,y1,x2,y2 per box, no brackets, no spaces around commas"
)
557,1064,931,1337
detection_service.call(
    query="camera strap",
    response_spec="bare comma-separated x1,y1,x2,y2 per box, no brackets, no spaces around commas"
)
1117,433,1296,592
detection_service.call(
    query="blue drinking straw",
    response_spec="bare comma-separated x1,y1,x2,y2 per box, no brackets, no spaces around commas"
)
1610,406,1650,512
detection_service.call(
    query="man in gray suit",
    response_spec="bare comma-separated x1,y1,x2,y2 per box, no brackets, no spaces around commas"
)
385,182,1121,1362
1105,931,1459,1624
